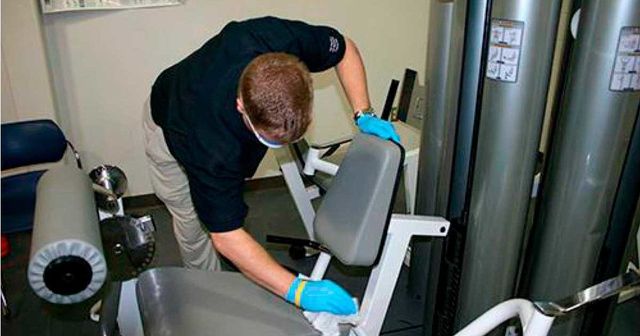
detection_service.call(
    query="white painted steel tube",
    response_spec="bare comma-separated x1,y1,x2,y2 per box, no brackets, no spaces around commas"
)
310,252,332,280
303,148,339,176
454,299,555,336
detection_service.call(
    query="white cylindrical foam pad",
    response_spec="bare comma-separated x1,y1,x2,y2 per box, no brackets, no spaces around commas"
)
27,166,107,304
28,239,106,304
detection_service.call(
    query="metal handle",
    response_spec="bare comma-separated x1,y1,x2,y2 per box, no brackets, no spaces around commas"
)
266,235,330,253
534,270,640,317
92,183,119,200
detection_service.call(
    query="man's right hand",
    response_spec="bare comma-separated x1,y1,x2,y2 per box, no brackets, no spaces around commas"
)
285,277,357,315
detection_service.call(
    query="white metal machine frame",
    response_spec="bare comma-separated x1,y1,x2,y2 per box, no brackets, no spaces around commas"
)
456,299,555,336
304,215,450,336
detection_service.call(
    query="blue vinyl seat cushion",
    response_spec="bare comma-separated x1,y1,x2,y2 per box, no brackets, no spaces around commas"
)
1,119,67,170
1,119,69,233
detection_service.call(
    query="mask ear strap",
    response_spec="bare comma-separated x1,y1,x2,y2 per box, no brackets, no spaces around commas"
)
256,133,284,149
243,114,284,149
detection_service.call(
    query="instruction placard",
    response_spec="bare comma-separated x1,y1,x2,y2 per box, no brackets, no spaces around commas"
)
486,19,524,83
609,27,640,92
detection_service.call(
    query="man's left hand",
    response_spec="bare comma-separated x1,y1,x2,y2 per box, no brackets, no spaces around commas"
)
355,114,401,143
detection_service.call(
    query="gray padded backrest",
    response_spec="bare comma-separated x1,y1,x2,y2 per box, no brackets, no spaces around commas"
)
314,134,404,266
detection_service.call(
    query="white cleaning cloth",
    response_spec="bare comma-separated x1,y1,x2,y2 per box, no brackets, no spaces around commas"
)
302,298,359,336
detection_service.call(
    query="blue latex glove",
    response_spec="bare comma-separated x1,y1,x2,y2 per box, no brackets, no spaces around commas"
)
285,277,357,315
356,114,401,143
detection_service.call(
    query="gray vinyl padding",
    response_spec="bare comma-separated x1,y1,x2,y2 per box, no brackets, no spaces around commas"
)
136,268,319,336
314,134,403,266
27,166,106,304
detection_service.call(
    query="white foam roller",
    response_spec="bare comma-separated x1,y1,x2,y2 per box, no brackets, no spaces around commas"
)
27,166,107,304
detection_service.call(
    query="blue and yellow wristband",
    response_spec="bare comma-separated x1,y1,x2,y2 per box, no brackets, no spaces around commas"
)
285,277,308,308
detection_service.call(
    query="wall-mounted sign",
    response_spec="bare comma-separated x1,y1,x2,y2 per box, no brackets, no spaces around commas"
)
41,0,183,14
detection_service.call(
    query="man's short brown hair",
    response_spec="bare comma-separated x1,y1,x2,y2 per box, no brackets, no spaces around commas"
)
238,53,313,143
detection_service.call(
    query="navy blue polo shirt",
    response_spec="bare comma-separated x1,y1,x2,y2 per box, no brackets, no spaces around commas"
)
150,16,346,232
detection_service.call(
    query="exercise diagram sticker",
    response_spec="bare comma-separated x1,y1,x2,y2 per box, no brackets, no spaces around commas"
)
609,27,640,92
486,19,524,83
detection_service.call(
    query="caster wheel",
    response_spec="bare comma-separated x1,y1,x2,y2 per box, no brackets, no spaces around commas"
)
289,245,306,260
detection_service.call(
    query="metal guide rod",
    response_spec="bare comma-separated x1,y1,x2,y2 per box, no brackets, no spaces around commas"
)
416,2,468,333
430,0,494,334
409,0,455,303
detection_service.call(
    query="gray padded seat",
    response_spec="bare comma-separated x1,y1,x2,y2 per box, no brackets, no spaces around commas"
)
136,268,318,336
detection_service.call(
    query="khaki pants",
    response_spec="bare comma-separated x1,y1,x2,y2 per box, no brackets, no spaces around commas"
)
142,99,220,271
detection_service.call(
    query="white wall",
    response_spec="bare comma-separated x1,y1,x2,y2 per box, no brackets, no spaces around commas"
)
37,0,429,196
1,0,58,123
1,54,18,122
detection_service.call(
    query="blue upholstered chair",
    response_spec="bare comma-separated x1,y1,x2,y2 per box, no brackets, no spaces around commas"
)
1,119,80,233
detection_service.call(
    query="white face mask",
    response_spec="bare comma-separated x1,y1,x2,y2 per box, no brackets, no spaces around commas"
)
243,114,284,149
